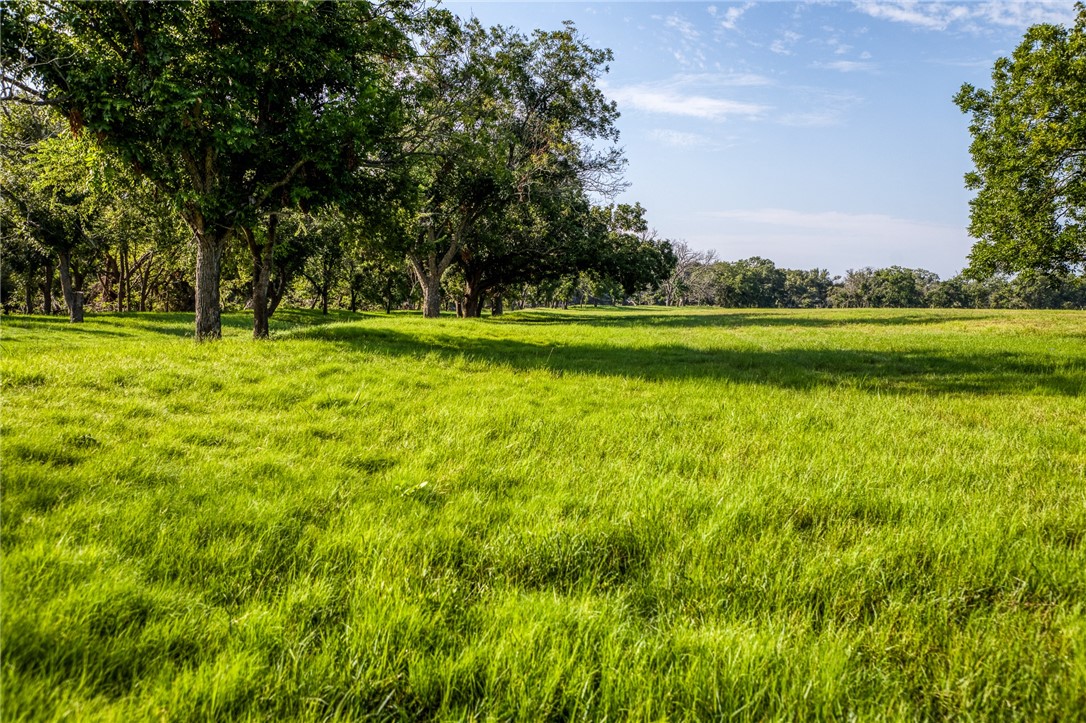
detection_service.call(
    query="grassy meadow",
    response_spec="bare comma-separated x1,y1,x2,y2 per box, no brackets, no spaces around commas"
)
2,306,1085,721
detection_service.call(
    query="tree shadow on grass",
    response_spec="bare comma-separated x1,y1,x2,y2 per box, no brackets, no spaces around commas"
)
497,308,1002,329
2,309,367,339
302,323,1083,397
1,315,137,339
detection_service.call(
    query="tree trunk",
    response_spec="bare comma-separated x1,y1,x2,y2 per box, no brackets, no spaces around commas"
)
244,216,278,340
463,294,483,318
491,295,503,317
41,259,55,315
419,278,442,318
57,249,84,322
23,266,37,314
117,248,126,312
407,228,458,319
268,274,287,317
408,251,445,319
191,214,229,340
461,275,486,318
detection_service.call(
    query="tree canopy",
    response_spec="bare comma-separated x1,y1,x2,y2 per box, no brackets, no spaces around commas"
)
955,4,1086,276
2,0,412,338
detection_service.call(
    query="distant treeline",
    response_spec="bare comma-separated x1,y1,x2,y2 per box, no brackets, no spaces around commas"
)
656,244,1086,311
6,233,1084,316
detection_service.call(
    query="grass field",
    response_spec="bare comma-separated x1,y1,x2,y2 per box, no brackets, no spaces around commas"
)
2,306,1085,721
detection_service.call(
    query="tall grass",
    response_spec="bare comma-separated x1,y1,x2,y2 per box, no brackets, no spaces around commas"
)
2,307,1084,720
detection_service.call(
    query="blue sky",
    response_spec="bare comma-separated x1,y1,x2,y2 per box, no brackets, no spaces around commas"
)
444,1,1077,277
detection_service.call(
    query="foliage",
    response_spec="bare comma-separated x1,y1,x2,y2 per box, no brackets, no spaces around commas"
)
0,102,189,317
955,4,1086,275
831,266,937,308
398,16,625,317
2,0,413,338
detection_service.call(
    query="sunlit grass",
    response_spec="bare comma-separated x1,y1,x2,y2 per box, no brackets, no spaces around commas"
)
2,306,1085,720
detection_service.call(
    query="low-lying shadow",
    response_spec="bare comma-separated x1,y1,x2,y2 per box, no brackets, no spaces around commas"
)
2,310,361,339
302,324,1083,397
496,308,1002,329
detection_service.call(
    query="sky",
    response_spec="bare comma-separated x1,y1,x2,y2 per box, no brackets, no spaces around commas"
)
443,0,1078,277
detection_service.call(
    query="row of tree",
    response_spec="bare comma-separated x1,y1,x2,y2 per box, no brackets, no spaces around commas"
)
660,245,1086,310
1,2,676,337
3,2,1084,329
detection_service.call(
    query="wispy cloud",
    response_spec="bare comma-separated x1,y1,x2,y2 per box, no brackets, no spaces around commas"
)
607,75,859,128
852,1,1075,32
720,2,755,31
770,30,803,55
608,83,768,121
813,59,878,73
664,13,700,41
649,128,734,151
775,88,862,127
672,72,775,88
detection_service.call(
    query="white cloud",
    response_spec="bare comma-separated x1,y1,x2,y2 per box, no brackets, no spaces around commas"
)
673,71,775,88
649,129,734,151
853,1,953,30
770,30,803,55
972,1,1076,28
609,84,769,120
607,75,858,128
813,60,878,73
827,37,853,55
664,13,700,41
852,1,1075,32
721,2,755,31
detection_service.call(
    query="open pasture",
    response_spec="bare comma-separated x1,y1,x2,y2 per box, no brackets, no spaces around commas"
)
2,307,1085,720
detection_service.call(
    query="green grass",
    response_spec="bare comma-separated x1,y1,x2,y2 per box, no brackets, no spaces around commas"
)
2,306,1085,721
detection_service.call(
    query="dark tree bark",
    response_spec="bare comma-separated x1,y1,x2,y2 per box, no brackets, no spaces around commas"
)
491,295,503,316
410,256,446,318
23,266,36,315
41,259,54,315
190,214,231,340
268,274,288,317
407,228,459,319
244,215,278,339
117,248,126,312
57,249,83,322
461,273,487,318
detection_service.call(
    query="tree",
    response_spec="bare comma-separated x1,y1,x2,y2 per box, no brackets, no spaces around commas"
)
711,257,785,308
955,4,1086,276
659,241,716,306
0,103,84,319
454,188,605,316
782,268,834,308
2,1,411,339
399,18,624,318
591,204,676,302
830,266,936,308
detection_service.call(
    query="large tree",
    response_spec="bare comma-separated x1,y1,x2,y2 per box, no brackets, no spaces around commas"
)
454,188,604,316
955,4,1086,276
2,1,410,339
400,18,624,318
